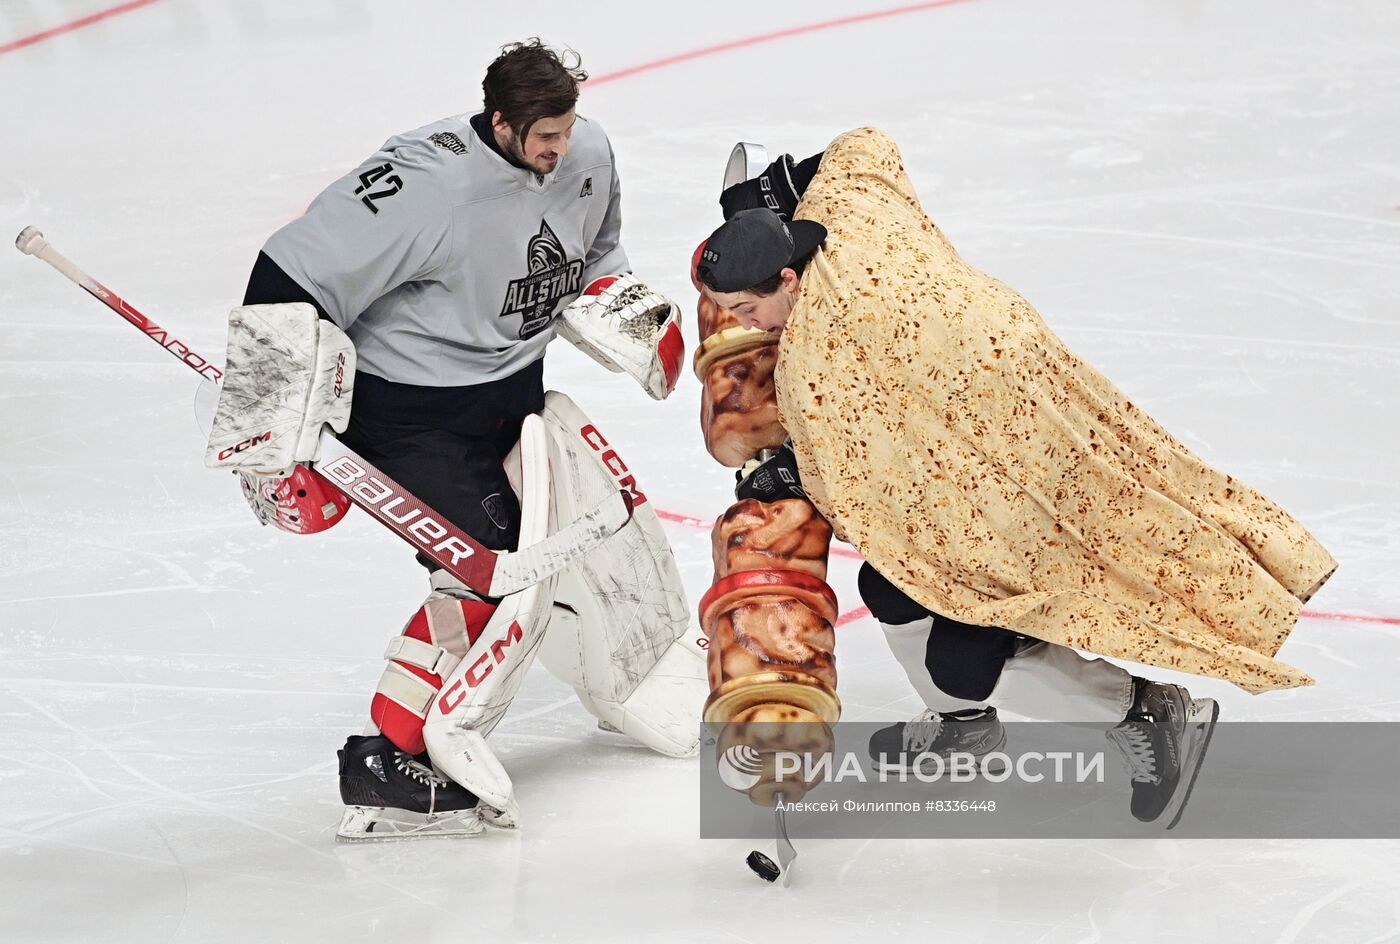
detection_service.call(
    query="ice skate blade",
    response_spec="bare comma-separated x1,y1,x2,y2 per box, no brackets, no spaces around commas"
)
1163,698,1220,831
335,805,485,842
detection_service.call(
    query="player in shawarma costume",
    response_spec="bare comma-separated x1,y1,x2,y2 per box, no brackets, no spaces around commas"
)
695,127,1337,827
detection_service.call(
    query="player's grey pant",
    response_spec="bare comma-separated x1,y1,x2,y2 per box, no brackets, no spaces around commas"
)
859,562,1134,722
881,617,1135,722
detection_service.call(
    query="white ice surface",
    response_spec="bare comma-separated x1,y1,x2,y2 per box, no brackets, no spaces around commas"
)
2,0,1399,941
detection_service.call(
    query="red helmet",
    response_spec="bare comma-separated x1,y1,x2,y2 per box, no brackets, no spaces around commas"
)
690,239,707,291
238,465,352,534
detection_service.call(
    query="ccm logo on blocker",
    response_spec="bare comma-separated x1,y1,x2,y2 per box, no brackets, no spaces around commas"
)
217,430,273,461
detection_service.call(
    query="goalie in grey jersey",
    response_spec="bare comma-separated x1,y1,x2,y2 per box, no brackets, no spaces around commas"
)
204,39,704,840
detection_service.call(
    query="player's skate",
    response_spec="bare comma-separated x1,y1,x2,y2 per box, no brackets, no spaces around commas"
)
336,734,484,841
1106,679,1219,828
868,707,1007,774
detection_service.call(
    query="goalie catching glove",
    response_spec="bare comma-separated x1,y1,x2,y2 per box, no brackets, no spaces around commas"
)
557,274,684,400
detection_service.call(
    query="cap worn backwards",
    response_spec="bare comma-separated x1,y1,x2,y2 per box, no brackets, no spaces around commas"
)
698,208,826,293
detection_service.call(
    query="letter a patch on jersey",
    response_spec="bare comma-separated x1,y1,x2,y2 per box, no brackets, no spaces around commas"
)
578,177,593,198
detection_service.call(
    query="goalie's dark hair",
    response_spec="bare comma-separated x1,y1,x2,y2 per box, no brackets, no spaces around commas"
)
482,39,587,140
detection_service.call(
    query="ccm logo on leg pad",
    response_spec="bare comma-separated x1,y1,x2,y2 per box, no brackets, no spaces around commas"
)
436,620,526,714
580,424,647,506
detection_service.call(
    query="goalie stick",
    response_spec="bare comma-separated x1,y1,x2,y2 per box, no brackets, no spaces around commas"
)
14,225,633,597
745,791,798,887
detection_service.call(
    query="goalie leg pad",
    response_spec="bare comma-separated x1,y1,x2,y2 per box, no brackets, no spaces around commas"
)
422,414,557,819
421,575,554,822
369,570,497,756
534,392,707,757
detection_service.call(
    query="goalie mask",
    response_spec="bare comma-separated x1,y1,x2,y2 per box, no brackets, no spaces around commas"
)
239,466,352,534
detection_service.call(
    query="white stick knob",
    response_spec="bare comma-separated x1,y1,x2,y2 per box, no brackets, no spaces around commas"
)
15,226,48,256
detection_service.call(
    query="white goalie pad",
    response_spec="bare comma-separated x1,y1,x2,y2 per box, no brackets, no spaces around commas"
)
422,393,708,821
204,302,354,476
534,391,707,757
422,413,556,822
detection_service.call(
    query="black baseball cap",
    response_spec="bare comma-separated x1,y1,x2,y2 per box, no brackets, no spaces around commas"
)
696,208,827,293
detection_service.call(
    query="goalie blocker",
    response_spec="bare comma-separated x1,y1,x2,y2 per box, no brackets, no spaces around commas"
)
203,302,357,534
204,302,354,476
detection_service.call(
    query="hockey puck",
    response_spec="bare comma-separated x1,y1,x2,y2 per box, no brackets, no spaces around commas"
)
746,849,780,883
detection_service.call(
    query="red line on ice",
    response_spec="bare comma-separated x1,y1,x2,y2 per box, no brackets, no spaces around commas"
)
0,0,164,56
586,0,977,86
1300,610,1400,627
836,606,874,627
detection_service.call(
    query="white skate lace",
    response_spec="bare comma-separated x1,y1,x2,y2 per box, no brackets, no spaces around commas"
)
393,753,449,789
902,709,944,753
1106,724,1160,784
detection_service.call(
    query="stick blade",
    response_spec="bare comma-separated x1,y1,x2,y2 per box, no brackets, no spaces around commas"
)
774,801,797,887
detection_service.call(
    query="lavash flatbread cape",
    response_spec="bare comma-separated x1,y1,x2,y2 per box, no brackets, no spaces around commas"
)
775,127,1337,694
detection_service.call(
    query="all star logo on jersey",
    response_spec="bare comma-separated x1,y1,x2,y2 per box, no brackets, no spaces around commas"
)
499,220,583,339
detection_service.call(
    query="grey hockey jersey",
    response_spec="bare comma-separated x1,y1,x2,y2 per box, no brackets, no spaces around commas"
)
261,114,628,385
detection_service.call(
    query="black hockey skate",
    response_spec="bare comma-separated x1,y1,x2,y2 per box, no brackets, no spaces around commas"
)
336,735,484,841
868,707,1007,775
1106,679,1219,829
